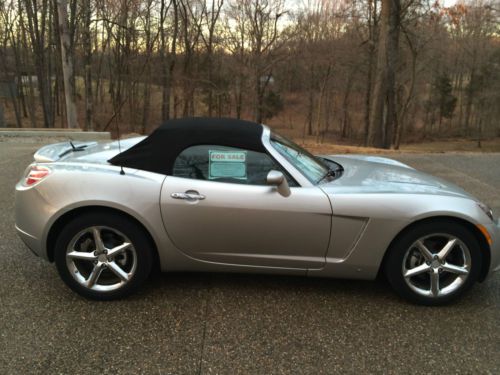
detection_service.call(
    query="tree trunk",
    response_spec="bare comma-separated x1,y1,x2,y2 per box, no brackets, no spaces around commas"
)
19,13,37,127
83,0,92,130
464,70,475,136
235,75,243,119
315,65,331,143
202,0,223,117
364,0,376,146
161,0,176,122
254,73,263,123
395,30,418,150
341,67,355,139
0,49,22,127
367,0,400,149
141,0,153,133
4,28,25,126
384,0,400,149
24,0,54,127
56,0,78,129
307,64,315,136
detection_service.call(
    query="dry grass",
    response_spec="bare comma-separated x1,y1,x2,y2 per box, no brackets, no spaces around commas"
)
400,138,500,153
297,137,500,155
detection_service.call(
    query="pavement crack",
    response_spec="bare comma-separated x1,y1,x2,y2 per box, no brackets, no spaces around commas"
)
197,282,211,375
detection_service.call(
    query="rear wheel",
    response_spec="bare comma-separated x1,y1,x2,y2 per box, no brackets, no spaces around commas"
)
384,221,482,305
54,212,153,300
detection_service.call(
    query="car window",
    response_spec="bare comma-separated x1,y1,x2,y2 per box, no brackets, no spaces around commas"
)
270,133,330,184
173,145,297,186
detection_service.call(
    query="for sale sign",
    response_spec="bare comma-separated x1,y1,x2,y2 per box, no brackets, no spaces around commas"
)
209,150,247,180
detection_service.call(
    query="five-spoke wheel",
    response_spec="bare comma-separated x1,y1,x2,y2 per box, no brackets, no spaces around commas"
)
55,212,153,300
385,220,482,305
402,234,471,298
66,226,138,291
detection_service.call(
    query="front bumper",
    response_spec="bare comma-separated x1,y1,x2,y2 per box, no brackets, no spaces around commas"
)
485,219,500,276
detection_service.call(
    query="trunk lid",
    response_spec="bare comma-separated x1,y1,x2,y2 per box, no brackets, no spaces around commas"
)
34,137,146,164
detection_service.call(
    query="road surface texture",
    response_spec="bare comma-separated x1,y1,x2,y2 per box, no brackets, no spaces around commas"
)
0,141,498,374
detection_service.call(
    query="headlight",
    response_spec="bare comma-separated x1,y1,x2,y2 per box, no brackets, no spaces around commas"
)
477,202,494,222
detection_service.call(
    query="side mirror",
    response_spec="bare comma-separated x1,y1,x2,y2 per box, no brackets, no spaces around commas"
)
266,170,291,197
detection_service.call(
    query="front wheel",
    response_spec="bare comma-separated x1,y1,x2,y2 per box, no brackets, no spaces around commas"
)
54,212,153,300
384,221,482,306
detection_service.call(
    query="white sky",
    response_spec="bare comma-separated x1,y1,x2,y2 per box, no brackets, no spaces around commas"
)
285,0,459,7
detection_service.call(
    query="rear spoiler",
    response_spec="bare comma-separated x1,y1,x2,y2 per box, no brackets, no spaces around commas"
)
34,141,97,163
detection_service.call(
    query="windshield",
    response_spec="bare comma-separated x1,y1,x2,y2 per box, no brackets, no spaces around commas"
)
270,133,330,184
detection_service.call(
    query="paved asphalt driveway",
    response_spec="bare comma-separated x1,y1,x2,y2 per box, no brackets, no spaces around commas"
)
0,141,498,374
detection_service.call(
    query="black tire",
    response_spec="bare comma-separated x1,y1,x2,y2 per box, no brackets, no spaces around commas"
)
54,211,154,300
384,220,482,306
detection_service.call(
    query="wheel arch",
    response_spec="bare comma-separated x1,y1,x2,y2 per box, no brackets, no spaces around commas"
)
46,205,160,269
379,215,491,282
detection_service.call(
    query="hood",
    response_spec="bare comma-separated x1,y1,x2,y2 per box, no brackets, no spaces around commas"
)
321,154,473,199
34,137,146,164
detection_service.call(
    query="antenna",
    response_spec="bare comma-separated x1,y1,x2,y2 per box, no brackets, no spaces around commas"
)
116,118,125,175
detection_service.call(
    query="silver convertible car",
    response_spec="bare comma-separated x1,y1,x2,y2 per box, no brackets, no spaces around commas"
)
15,118,500,305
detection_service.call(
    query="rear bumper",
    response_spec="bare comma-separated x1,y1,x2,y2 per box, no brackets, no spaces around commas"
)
15,225,40,257
15,182,52,260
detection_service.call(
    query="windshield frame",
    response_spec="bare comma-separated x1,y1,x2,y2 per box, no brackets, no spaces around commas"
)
268,132,332,185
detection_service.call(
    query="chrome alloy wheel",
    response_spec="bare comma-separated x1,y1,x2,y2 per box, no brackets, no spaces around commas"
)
66,226,138,292
402,233,471,298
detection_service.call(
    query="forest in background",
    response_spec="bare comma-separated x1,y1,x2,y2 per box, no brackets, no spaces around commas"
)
0,0,499,149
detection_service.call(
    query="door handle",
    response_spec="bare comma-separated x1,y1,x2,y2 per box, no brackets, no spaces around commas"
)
171,191,206,201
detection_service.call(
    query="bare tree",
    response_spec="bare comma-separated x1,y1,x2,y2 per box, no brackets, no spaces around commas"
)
226,0,288,123
56,0,78,129
82,0,92,129
178,0,203,116
159,0,175,121
367,0,401,149
0,0,498,146
201,0,224,116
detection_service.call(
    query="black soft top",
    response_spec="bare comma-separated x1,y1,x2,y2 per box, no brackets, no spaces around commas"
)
108,117,265,175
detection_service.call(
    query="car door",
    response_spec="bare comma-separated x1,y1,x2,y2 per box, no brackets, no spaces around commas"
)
159,144,332,269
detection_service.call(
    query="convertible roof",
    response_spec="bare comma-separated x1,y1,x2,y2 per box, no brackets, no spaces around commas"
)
108,117,265,175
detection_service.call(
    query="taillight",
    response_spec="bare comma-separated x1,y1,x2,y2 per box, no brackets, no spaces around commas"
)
25,165,51,186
